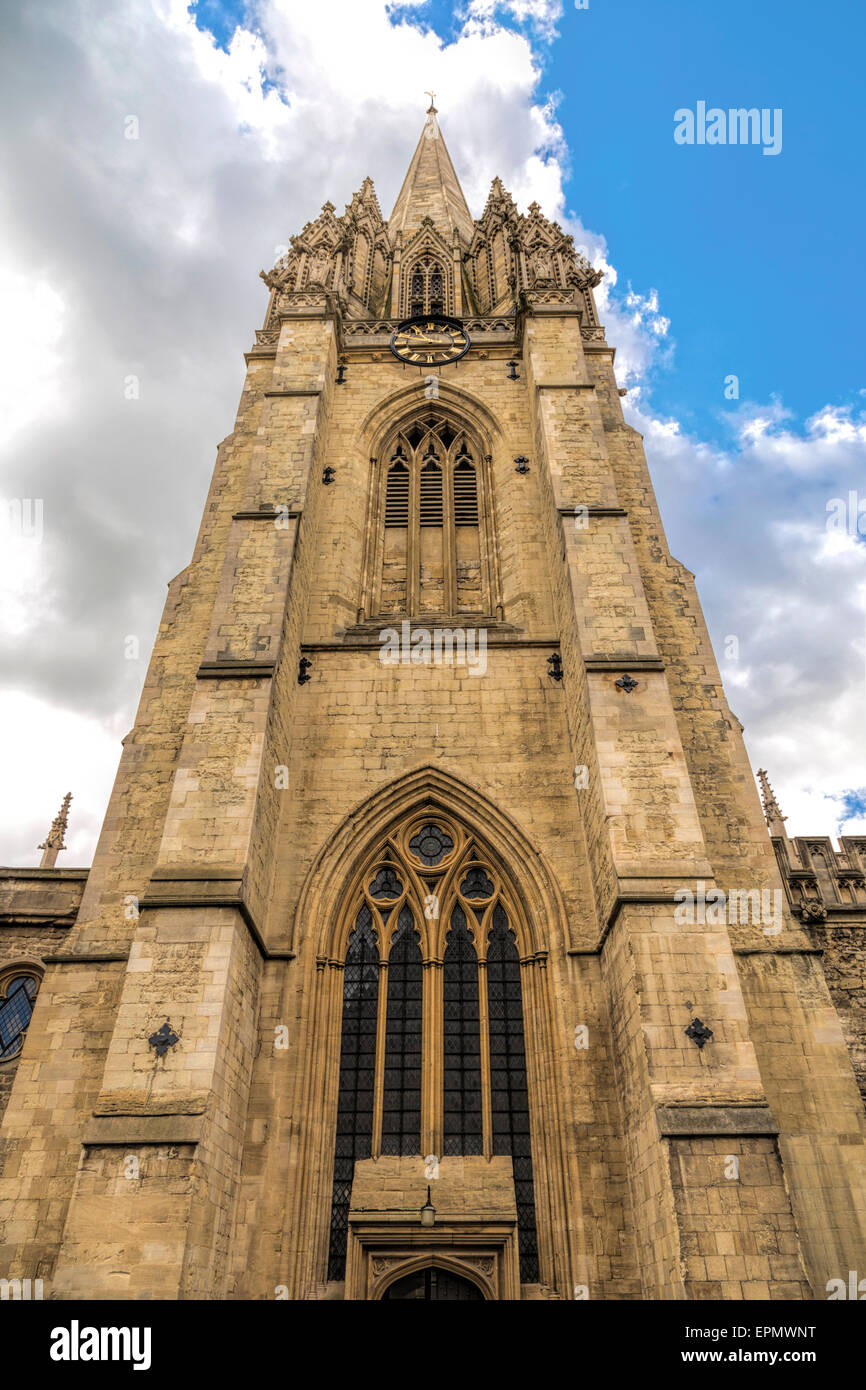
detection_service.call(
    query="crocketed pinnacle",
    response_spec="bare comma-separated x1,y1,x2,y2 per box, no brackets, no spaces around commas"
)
38,791,73,868
757,769,788,838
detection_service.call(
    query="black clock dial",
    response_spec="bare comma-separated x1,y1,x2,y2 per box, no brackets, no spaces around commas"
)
390,315,471,366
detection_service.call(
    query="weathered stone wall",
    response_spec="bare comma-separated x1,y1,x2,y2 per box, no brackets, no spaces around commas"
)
0,870,87,927
0,336,278,1287
0,924,79,1126
0,870,87,1147
50,908,262,1299
0,958,125,1290
815,922,866,1105
668,1136,809,1300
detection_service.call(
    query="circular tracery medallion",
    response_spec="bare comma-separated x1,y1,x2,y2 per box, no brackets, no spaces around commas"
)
408,823,454,866
390,316,470,366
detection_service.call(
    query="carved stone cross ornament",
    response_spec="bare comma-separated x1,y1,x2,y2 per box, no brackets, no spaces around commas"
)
148,1021,179,1057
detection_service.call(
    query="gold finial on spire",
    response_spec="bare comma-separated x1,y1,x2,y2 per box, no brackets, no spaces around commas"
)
757,769,788,838
38,791,73,868
425,90,437,113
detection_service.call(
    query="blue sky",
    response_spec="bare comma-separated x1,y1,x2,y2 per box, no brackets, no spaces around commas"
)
544,0,866,446
0,0,864,861
199,0,865,444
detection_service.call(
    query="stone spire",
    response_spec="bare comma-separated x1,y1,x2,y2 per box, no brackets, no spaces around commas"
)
38,791,72,868
388,100,474,247
757,769,788,837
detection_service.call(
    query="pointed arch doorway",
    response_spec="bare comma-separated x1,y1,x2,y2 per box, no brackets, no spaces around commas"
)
382,1266,485,1301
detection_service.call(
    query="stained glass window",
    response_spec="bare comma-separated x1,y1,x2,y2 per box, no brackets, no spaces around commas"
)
487,906,539,1282
381,909,422,1156
443,908,483,1156
326,912,379,1279
460,866,495,900
408,824,453,866
369,867,402,900
0,975,38,1061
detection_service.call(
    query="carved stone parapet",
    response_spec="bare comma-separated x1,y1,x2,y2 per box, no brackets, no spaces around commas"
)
522,287,578,306
276,290,331,312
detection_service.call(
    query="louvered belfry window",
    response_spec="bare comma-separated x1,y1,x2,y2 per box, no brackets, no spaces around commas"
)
325,818,541,1288
377,416,485,617
419,454,443,526
453,455,479,525
384,454,409,526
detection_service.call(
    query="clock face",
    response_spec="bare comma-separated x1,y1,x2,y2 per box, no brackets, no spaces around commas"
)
390,316,470,366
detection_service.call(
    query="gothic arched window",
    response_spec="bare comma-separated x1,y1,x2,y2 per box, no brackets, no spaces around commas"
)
405,254,449,317
326,817,540,1286
0,969,40,1062
373,416,489,618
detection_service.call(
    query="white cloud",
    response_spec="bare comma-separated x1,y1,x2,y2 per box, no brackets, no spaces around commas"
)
158,1,292,153
0,271,67,447
461,0,564,42
0,523,51,640
625,392,866,838
0,692,123,866
0,0,572,863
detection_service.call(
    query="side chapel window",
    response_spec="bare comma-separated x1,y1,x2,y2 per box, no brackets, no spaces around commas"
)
0,969,41,1062
325,819,540,1283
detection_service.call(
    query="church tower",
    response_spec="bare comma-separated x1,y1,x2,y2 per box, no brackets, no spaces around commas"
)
1,105,865,1301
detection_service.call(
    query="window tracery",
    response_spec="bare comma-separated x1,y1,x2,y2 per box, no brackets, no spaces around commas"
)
405,253,448,316
326,814,539,1283
374,414,488,618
